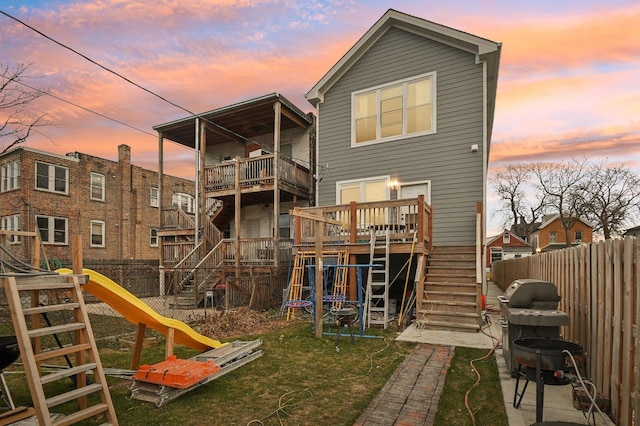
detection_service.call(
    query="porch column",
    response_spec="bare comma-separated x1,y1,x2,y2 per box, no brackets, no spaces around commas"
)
199,119,207,247
273,100,281,268
235,156,241,270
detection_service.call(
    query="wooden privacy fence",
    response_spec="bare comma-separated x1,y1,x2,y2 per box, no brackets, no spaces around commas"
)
492,237,639,426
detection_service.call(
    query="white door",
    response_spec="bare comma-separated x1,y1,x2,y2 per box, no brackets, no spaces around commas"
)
399,181,430,229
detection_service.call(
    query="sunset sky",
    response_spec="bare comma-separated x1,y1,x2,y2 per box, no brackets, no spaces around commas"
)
2,0,640,235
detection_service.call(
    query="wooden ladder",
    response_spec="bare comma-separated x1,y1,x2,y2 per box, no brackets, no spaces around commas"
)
2,273,118,426
286,251,314,320
327,249,349,310
365,231,390,329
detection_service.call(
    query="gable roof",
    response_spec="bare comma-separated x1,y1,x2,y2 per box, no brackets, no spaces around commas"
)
486,230,531,247
534,214,593,231
305,9,501,135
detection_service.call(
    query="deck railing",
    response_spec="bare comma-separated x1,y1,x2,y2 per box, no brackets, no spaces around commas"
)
222,238,293,265
293,195,432,248
161,207,195,230
203,154,311,193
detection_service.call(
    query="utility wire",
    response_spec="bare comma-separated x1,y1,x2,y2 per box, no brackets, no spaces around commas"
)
0,9,326,171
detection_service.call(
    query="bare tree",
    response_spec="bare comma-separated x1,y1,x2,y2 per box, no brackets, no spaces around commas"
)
0,62,52,154
490,163,546,236
578,162,640,239
531,159,588,247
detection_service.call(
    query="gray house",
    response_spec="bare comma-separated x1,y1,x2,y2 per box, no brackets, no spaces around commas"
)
296,9,502,331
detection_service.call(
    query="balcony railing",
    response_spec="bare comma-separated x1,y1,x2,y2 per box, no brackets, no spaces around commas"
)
163,238,293,267
293,195,432,249
203,154,311,194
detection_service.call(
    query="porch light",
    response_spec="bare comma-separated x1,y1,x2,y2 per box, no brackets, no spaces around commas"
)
389,179,399,190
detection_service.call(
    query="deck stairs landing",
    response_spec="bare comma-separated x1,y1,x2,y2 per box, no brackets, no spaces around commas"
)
417,246,480,332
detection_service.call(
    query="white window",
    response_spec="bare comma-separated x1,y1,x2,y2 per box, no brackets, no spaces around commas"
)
150,187,159,207
150,228,158,247
574,231,583,242
1,160,21,192
503,232,511,244
172,192,195,214
90,172,105,201
490,248,503,264
336,176,389,204
36,215,68,245
352,72,436,146
1,214,21,243
35,162,68,194
279,214,290,239
549,232,558,244
90,220,105,247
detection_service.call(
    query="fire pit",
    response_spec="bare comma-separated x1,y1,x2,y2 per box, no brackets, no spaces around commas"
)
512,338,584,423
0,335,19,410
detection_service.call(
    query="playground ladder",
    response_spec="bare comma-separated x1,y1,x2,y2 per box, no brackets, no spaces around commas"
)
286,251,314,320
365,231,390,329
328,249,349,310
2,274,118,426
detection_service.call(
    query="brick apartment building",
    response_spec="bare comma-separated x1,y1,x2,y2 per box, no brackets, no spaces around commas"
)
0,144,194,262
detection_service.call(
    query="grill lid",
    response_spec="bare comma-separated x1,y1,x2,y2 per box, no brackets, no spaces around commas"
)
504,279,561,309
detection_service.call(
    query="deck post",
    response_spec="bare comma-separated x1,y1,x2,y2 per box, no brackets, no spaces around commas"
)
349,201,358,299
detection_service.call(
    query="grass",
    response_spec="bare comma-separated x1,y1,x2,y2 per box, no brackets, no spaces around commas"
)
2,314,509,426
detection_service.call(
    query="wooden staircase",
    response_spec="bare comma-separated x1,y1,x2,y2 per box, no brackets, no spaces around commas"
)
416,246,480,332
2,273,118,425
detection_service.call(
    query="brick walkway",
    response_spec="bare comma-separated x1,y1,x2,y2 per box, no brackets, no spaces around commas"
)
354,344,454,426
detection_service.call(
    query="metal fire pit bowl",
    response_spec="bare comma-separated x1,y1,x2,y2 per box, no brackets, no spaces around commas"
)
513,338,583,372
0,336,19,371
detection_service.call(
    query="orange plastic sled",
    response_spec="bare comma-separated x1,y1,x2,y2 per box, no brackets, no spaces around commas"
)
133,356,221,389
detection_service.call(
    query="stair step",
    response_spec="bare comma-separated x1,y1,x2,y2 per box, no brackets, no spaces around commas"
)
415,319,480,331
46,383,103,408
52,403,110,426
28,322,86,339
23,303,81,315
41,362,97,385
35,343,92,363
422,300,476,308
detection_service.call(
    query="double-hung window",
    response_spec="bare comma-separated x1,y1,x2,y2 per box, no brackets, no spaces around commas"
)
90,173,105,201
352,72,435,146
35,162,69,194
1,161,21,192
1,214,21,243
90,220,105,247
150,228,158,247
172,192,195,214
150,187,159,207
36,215,68,245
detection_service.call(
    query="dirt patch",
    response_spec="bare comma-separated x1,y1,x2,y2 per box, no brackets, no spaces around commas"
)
191,308,291,340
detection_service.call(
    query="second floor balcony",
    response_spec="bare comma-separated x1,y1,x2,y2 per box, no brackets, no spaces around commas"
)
203,154,311,199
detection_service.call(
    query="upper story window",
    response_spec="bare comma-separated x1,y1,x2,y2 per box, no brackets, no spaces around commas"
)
574,231,583,242
1,160,21,192
549,232,558,244
150,228,158,247
150,187,159,207
35,162,68,194
1,214,21,243
172,192,195,214
90,220,105,247
36,215,68,245
503,232,511,244
90,172,105,201
352,72,436,147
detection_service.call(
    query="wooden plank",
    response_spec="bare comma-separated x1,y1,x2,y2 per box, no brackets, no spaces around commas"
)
596,241,606,391
45,383,103,408
28,322,85,339
15,281,76,291
611,239,622,421
634,237,640,426
165,327,175,358
34,343,92,363
620,237,634,425
40,363,97,385
130,323,147,371
22,303,80,316
53,403,109,426
603,240,613,395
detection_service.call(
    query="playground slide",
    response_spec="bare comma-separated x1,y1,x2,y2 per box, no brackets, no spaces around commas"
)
56,268,226,352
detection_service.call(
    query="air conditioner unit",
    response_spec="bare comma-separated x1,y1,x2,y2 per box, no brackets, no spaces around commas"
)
249,149,268,158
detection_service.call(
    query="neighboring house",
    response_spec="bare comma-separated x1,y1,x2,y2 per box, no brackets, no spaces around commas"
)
0,144,194,262
624,225,640,238
529,214,593,252
298,9,501,331
153,93,314,308
486,230,532,269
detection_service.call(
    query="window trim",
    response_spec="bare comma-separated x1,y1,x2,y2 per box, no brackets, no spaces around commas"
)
150,187,159,208
336,175,390,204
1,160,21,192
35,161,69,194
351,71,437,147
90,220,105,247
1,214,22,244
150,228,158,247
90,172,106,201
36,215,68,245
172,192,195,214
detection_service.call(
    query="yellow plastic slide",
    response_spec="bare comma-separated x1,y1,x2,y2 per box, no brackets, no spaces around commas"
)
57,268,225,351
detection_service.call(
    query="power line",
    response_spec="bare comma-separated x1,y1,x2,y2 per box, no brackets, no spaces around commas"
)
0,9,325,171
10,79,156,138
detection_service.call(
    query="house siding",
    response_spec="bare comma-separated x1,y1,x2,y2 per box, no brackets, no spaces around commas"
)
316,26,485,245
